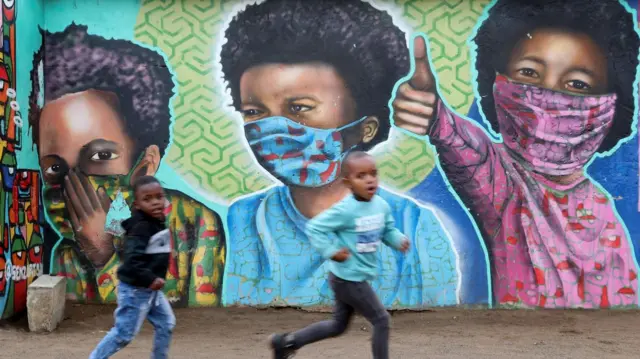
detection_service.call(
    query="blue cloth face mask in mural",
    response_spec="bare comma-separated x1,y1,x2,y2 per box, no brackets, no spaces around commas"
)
244,116,367,187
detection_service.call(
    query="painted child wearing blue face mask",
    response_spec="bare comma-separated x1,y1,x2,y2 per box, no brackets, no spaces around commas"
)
220,0,464,310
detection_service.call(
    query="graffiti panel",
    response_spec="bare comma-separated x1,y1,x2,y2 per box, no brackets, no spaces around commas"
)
29,24,225,307
29,0,640,311
0,0,44,319
394,0,640,308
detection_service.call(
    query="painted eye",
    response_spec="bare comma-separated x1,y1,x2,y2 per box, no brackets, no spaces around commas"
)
289,104,312,113
242,109,261,117
91,151,120,161
3,0,14,8
567,80,591,91
44,164,61,176
518,68,538,78
16,251,22,259
34,246,41,255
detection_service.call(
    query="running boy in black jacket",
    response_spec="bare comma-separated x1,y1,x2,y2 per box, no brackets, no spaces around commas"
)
90,176,174,359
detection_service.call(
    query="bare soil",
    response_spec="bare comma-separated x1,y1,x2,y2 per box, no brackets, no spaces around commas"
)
1,304,639,358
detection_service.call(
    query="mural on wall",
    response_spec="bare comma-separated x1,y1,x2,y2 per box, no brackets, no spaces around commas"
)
30,0,640,311
219,0,459,308
394,0,640,308
28,24,226,307
0,0,44,319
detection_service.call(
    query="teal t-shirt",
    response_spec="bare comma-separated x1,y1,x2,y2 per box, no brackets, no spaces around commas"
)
305,194,406,282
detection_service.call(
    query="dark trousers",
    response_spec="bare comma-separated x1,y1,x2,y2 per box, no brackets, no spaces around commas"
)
292,273,390,359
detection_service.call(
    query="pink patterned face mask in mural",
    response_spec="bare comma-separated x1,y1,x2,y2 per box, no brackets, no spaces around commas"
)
493,74,617,176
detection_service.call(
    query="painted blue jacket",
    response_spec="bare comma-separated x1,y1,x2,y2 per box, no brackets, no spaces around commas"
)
223,185,459,308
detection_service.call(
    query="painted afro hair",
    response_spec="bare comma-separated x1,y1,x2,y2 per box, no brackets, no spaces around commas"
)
220,0,409,149
473,0,640,153
28,23,175,157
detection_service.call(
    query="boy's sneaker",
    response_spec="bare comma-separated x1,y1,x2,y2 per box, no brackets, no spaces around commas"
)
268,333,296,359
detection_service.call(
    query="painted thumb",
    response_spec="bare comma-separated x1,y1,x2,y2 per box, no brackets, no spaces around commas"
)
409,35,435,91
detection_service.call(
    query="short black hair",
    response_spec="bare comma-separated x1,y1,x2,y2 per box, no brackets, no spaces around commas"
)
343,150,375,176
220,0,409,150
132,175,162,196
473,0,639,152
28,23,175,159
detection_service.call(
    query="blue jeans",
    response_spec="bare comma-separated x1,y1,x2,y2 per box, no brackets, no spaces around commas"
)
89,282,175,359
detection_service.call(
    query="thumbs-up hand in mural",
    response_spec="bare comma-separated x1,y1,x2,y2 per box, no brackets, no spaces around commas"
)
392,35,438,136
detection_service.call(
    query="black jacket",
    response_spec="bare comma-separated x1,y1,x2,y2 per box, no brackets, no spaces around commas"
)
117,210,170,288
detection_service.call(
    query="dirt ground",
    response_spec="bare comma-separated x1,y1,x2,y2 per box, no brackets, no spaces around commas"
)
2,304,639,359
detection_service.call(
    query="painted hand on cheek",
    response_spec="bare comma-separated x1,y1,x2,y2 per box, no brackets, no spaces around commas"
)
392,35,439,136
63,169,114,267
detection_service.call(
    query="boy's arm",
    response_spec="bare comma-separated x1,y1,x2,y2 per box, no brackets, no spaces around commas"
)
122,223,157,288
305,204,349,260
382,207,406,250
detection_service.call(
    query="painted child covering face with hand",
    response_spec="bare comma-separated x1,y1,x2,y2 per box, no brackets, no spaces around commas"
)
29,24,226,307
392,0,640,308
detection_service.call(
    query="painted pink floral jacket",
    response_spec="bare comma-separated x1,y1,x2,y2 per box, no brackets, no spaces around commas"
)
430,102,638,308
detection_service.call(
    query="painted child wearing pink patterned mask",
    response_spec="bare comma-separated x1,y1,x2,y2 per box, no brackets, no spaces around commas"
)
393,0,640,308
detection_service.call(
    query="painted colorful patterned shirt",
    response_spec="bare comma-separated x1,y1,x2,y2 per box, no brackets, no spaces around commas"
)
431,102,638,308
52,190,225,307
224,185,459,309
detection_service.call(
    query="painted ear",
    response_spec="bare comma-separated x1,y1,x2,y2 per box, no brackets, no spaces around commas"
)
361,116,380,144
129,145,161,185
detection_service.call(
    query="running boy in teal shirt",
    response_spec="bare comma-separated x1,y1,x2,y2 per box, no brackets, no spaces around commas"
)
269,151,410,359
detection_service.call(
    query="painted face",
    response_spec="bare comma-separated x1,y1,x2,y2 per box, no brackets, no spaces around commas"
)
10,234,28,314
16,171,31,190
27,229,43,265
505,28,608,95
3,0,14,22
239,63,357,129
11,234,26,270
38,90,135,185
192,251,215,304
500,28,612,178
239,63,379,185
0,158,16,191
97,272,115,300
38,90,143,238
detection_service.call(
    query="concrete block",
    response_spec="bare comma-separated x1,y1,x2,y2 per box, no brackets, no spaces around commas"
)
27,275,66,332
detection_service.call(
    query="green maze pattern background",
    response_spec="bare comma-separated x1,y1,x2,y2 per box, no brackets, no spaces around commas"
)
133,0,491,201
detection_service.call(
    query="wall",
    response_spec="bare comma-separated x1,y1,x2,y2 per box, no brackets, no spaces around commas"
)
14,0,640,315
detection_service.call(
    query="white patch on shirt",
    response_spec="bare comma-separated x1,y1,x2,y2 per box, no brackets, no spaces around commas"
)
355,214,384,232
146,229,171,254
354,214,384,253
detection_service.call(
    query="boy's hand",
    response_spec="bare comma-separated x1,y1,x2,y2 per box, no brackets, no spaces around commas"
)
400,239,410,253
331,248,351,262
149,278,165,290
